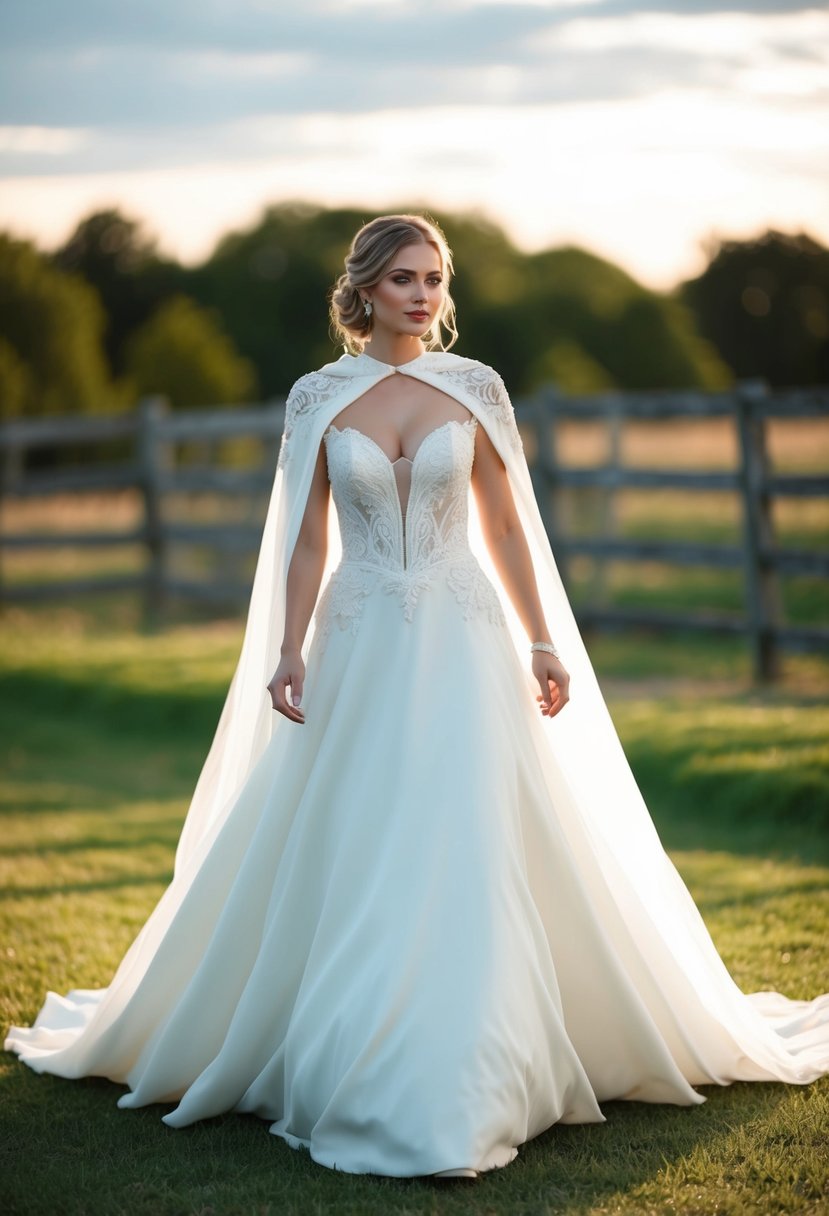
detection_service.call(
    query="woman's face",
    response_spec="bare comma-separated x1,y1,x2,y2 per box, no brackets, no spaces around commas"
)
364,242,445,339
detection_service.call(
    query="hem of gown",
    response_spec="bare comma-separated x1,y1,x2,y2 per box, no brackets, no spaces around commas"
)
268,1121,520,1177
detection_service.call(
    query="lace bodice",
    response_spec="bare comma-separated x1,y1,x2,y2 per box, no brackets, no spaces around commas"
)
313,414,506,643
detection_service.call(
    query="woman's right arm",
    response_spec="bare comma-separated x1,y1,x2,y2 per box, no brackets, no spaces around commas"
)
267,440,330,724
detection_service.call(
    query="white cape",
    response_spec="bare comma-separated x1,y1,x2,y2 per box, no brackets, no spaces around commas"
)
6,350,829,1174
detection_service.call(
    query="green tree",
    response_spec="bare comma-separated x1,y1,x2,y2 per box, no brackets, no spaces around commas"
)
123,294,257,408
0,337,31,418
680,228,829,387
51,209,185,376
188,201,366,397
0,233,114,418
530,339,615,395
41,201,738,405
189,203,730,397
608,294,732,391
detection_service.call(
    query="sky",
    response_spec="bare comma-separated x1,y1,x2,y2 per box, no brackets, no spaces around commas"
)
0,0,827,291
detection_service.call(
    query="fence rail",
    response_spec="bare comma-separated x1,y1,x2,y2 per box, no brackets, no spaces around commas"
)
519,379,828,680
1,380,827,682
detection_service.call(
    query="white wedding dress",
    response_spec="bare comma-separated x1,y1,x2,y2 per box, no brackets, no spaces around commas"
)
6,355,829,1178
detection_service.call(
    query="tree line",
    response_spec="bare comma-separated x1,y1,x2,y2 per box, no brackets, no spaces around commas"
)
1,201,827,419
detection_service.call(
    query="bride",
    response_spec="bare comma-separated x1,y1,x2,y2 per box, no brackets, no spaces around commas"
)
6,213,829,1181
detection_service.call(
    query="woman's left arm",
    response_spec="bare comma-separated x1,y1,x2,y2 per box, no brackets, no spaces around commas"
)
471,422,570,717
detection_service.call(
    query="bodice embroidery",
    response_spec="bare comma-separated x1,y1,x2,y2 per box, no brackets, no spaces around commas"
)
313,415,506,643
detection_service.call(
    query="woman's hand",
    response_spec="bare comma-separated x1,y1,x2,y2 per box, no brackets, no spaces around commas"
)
532,651,570,718
268,650,306,724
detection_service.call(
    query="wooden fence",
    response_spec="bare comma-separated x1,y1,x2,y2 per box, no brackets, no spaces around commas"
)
520,380,828,681
1,381,827,682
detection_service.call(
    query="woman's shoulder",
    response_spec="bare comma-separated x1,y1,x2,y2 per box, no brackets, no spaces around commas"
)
423,352,510,395
284,357,354,404
416,352,510,399
426,354,519,440
287,351,508,401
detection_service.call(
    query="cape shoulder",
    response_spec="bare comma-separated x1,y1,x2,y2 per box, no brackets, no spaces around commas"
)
278,352,521,470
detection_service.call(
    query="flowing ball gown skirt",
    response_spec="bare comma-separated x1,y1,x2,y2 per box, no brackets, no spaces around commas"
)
6,417,828,1177
6,571,701,1176
3,569,794,1175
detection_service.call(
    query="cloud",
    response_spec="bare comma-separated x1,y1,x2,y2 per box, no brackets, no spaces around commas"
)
0,45,747,139
1,0,821,55
0,0,826,288
0,2,561,60
1,0,825,142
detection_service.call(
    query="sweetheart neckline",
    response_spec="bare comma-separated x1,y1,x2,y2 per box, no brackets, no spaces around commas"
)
324,416,477,469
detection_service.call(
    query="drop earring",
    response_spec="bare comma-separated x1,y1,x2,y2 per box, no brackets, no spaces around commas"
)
363,300,373,319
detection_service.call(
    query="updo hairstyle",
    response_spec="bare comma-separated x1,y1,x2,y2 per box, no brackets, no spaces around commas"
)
329,214,458,354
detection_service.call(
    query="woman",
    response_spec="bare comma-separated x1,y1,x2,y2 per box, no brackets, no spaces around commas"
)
6,214,829,1181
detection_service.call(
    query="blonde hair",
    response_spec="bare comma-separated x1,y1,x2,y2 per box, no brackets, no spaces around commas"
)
329,214,458,354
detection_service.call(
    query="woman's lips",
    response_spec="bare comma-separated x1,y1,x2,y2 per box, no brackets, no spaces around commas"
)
406,311,429,319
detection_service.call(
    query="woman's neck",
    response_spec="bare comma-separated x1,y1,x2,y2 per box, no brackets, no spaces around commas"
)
361,335,425,367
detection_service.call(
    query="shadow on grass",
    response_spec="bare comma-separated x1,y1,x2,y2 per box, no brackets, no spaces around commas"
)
631,737,827,867
0,784,193,819
649,806,828,870
0,667,223,752
688,876,829,917
0,668,213,818
0,872,174,901
0,831,181,859
0,1059,801,1216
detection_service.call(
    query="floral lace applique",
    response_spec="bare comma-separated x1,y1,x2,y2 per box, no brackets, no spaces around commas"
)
312,555,506,648
446,557,507,624
312,418,507,648
277,371,345,471
312,564,374,637
435,363,525,455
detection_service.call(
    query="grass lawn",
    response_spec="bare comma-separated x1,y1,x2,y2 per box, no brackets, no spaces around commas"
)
1,608,827,1215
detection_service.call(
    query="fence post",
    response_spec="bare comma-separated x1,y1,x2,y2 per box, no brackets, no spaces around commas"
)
589,402,622,607
137,395,171,628
734,379,782,682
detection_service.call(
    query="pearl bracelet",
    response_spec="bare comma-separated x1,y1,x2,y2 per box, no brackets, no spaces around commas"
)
530,641,560,658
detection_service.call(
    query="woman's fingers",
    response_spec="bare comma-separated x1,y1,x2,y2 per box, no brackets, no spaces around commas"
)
547,679,564,717
548,671,569,717
289,672,303,709
268,672,305,724
279,679,305,723
536,678,559,716
535,665,570,718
